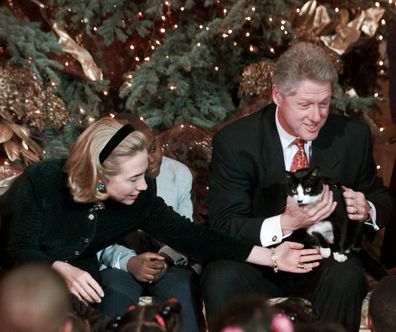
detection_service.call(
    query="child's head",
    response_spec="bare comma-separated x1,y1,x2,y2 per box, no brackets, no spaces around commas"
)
0,262,71,332
104,299,181,332
210,294,294,332
368,275,396,332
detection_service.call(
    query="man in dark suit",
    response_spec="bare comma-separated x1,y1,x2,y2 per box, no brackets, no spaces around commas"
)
202,42,392,332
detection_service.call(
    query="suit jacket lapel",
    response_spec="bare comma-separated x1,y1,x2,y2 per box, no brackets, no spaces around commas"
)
311,122,340,177
260,105,286,176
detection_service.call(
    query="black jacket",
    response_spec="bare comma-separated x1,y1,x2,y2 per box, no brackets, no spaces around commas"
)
2,159,253,281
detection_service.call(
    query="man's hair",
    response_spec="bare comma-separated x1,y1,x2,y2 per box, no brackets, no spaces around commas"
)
0,262,70,332
64,116,146,203
368,275,396,332
272,41,338,96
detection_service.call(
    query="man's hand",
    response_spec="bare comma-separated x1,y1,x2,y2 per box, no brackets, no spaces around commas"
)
52,261,104,304
126,252,167,283
342,186,371,222
281,184,337,234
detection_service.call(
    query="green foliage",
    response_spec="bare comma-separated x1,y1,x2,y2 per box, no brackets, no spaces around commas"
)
0,0,394,159
0,7,63,82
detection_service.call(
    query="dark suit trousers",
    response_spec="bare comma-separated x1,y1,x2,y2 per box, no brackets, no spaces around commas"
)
201,254,367,332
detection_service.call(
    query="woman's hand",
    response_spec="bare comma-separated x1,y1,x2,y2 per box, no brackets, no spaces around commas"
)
52,261,104,303
275,241,323,273
246,241,323,273
126,252,166,283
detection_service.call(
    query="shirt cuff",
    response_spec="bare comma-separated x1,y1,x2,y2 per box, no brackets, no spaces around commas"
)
364,201,379,231
260,215,284,247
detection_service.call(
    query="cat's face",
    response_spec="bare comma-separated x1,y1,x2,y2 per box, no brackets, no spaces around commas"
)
285,167,323,206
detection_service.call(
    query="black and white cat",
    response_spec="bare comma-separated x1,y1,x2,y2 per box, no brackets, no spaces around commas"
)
285,167,362,262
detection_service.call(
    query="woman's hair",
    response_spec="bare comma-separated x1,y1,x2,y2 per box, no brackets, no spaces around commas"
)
104,299,182,332
272,41,338,96
64,116,146,203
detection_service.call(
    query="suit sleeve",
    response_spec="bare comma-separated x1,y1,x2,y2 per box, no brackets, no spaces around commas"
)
354,124,393,229
207,131,265,244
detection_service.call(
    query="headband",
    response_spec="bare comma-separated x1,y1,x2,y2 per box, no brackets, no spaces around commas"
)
99,124,135,164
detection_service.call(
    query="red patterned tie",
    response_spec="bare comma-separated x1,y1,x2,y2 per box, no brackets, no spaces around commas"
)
290,139,309,172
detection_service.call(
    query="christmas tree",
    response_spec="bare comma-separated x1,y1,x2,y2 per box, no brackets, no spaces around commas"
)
0,0,395,198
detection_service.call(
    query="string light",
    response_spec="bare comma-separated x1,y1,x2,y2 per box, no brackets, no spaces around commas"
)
245,16,251,21
197,42,201,47
130,44,135,50
245,32,250,37
160,28,166,33
214,66,219,71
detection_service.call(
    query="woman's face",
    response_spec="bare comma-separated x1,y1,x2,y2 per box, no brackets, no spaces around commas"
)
105,150,149,205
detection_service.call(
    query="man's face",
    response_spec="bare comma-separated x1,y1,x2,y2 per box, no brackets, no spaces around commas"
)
143,129,163,179
273,79,332,141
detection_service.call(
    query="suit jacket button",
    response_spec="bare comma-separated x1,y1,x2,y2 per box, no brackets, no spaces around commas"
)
83,238,89,244
88,214,94,220
74,250,80,256
272,235,277,242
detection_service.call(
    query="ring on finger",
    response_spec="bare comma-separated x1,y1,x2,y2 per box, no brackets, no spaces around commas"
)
353,207,358,214
297,263,304,269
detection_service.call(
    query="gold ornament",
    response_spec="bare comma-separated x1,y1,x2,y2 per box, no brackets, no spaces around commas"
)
0,64,72,131
320,7,385,55
53,23,103,82
239,61,274,98
294,0,332,36
0,120,43,165
0,160,23,195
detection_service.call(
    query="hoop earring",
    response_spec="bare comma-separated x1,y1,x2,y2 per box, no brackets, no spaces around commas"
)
96,180,106,194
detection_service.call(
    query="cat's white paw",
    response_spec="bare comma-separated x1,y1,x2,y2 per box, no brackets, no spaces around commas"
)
320,247,331,258
333,252,348,262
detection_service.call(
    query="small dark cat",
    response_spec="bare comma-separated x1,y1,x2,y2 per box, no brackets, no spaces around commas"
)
285,167,362,262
